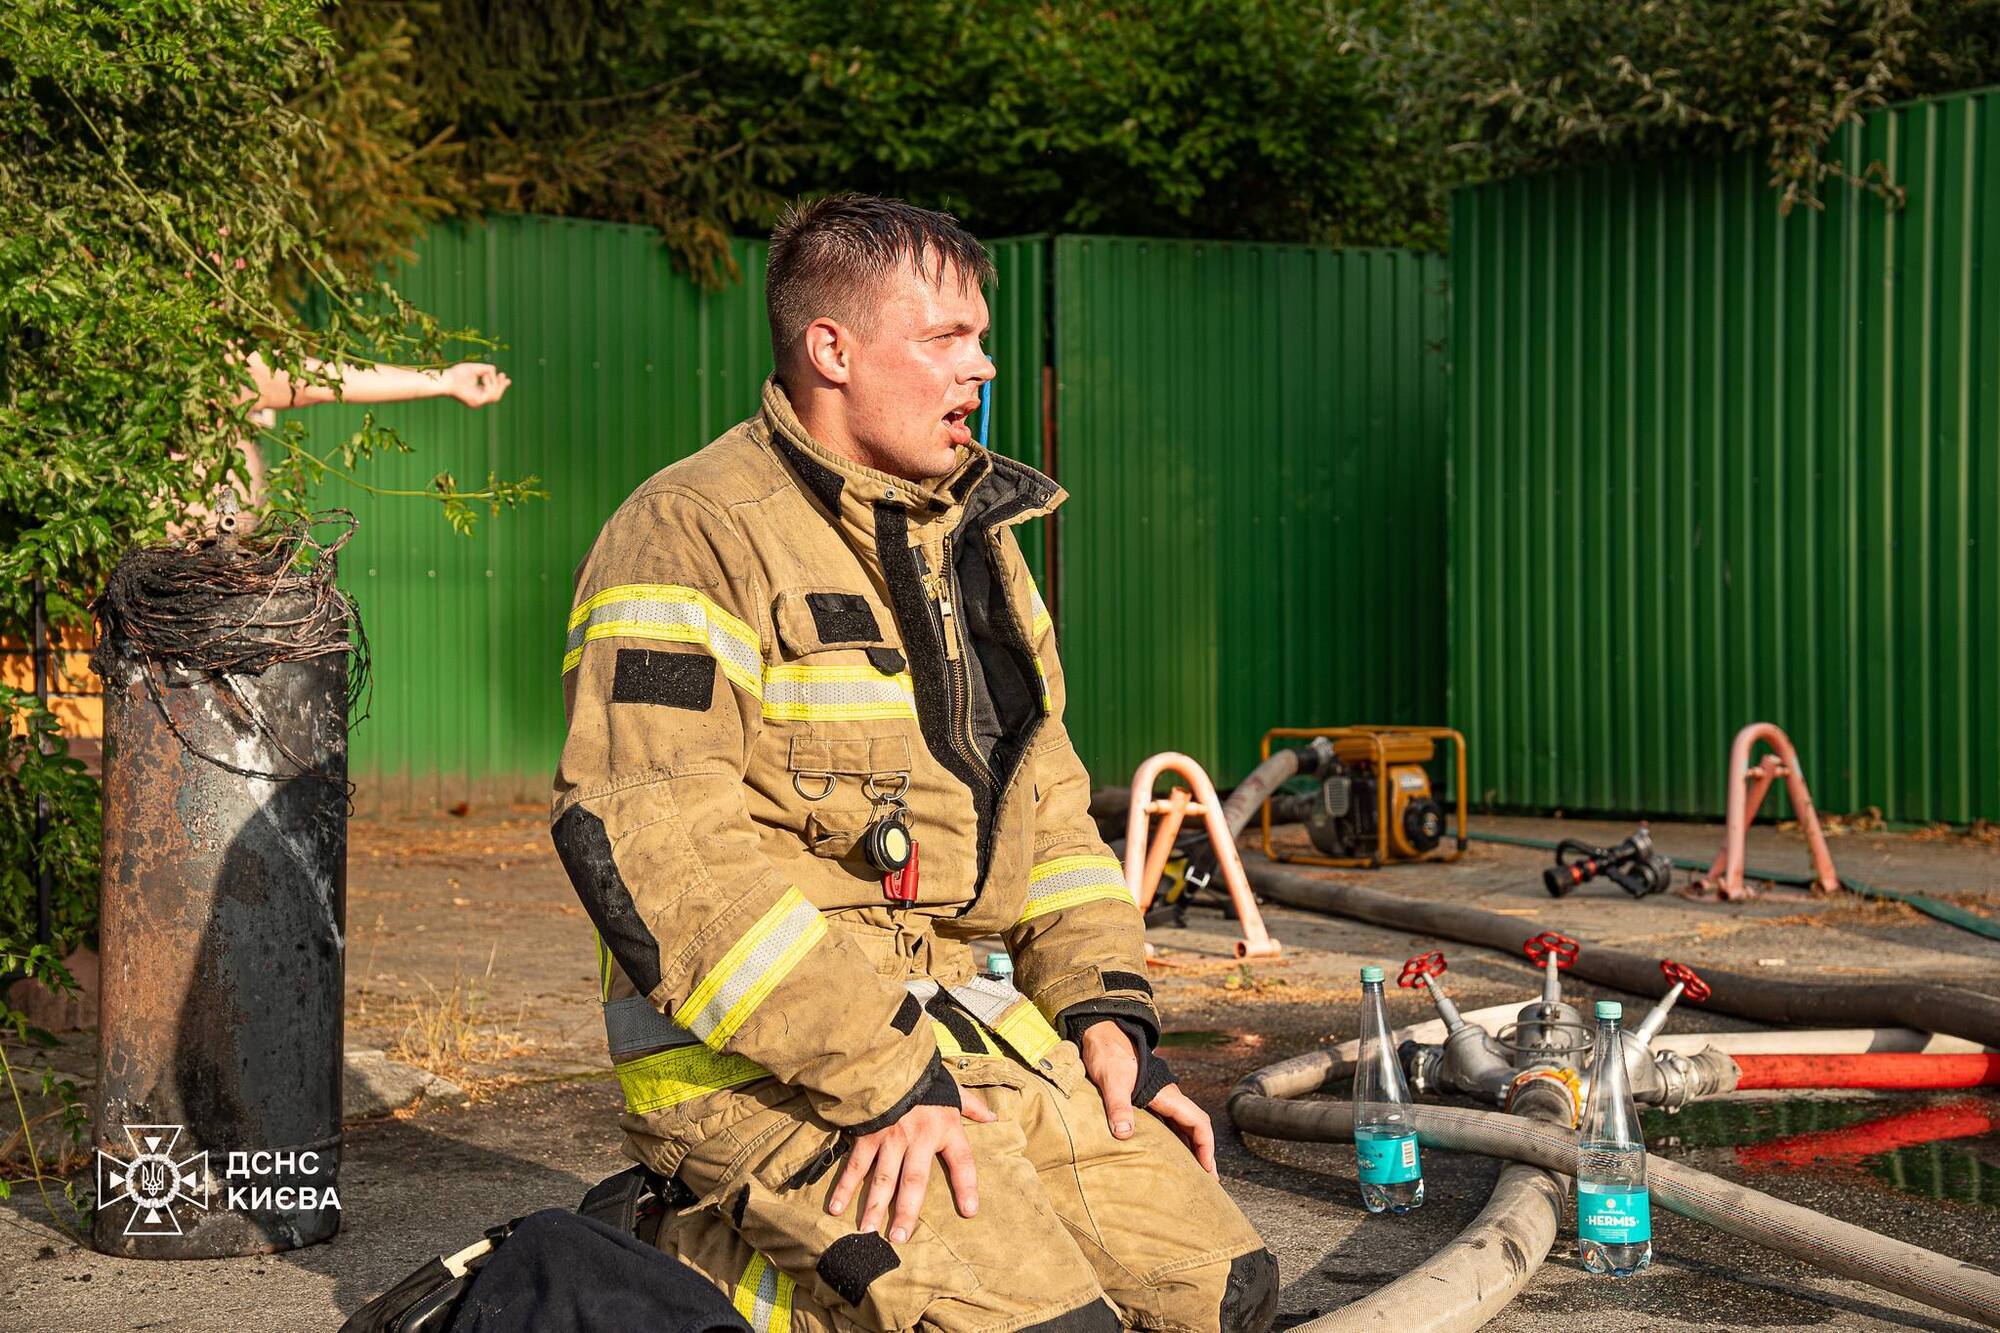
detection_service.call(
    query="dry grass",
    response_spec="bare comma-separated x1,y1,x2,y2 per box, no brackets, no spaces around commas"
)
386,946,535,1080
1906,819,2000,847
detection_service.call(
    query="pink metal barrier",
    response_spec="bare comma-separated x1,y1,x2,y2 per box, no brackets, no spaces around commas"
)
1693,723,1841,900
1123,752,1281,959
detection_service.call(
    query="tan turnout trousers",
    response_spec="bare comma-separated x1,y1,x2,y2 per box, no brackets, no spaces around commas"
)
658,1004,1270,1333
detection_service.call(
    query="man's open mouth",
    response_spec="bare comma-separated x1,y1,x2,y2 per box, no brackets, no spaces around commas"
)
944,402,979,443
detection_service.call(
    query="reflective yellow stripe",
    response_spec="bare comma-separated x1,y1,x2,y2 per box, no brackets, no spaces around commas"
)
615,1044,768,1115
1029,581,1052,639
1033,657,1051,712
733,1252,795,1333
562,583,763,692
732,1254,765,1323
674,888,826,1048
770,1267,795,1333
930,1018,997,1059
596,933,614,1003
992,1001,1061,1065
931,1019,968,1057
563,587,927,724
1018,854,1132,923
761,665,918,722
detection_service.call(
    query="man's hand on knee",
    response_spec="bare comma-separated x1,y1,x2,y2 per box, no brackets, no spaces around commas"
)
826,1088,996,1243
1079,1023,1218,1177
1142,1083,1218,1176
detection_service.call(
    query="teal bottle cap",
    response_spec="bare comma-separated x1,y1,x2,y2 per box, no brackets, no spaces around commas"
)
1360,965,1385,983
1595,1000,1623,1021
987,952,1014,977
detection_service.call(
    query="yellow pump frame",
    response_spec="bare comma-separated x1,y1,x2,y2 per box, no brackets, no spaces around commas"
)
1257,725,1469,869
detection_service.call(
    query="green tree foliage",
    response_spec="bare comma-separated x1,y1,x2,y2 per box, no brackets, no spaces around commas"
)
288,1,473,289
1334,0,2000,235
0,0,543,991
674,0,1404,248
308,0,779,283
320,0,2000,272
0,692,96,955
313,0,1415,278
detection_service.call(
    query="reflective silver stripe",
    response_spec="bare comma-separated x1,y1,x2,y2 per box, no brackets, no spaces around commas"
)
1019,853,1132,922
749,1258,776,1331
760,665,918,721
563,584,763,691
733,1252,794,1333
944,975,1023,1028
673,889,827,1048
603,995,700,1059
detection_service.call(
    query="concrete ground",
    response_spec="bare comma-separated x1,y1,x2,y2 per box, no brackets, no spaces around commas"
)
4,808,1999,1331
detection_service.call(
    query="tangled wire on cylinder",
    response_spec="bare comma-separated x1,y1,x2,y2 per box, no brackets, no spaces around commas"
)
90,512,370,794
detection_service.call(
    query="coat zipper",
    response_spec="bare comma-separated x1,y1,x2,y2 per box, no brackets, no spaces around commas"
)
931,535,997,791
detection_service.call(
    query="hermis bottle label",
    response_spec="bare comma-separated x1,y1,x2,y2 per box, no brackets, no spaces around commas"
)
1577,1182,1652,1243
1354,1128,1421,1184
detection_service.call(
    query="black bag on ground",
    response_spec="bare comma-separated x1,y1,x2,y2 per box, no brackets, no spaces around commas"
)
447,1207,749,1333
339,1165,743,1333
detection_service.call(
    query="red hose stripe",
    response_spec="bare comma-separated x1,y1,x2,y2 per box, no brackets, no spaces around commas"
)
1732,1052,2000,1090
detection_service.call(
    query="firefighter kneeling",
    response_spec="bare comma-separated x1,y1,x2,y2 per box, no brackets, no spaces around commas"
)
552,194,1278,1333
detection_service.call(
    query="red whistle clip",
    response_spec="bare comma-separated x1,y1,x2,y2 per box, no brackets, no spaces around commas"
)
883,841,920,905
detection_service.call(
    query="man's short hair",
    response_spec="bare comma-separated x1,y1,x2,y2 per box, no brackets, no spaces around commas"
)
766,194,995,372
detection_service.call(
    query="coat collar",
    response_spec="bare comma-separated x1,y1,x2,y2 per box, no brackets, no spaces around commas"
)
756,376,1065,549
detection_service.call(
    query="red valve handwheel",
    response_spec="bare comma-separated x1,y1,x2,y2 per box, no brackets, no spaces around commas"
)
1660,959,1711,1003
1524,931,1580,969
1399,951,1448,988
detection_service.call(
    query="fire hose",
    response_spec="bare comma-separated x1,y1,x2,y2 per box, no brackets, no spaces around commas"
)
1229,1049,2000,1328
1189,749,2000,1323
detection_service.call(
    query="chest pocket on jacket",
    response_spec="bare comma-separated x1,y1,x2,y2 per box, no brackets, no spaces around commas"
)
787,735,914,858
769,588,917,861
766,588,914,723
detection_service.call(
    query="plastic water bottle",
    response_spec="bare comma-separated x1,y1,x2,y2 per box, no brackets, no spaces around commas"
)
1578,1000,1653,1275
1353,965,1424,1214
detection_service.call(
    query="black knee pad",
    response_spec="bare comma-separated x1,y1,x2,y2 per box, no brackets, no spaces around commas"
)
1218,1248,1279,1333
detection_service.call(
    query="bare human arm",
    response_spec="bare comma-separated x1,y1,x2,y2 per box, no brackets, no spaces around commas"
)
233,351,511,411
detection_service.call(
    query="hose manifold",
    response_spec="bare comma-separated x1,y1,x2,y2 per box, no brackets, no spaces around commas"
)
1506,1067,1581,1127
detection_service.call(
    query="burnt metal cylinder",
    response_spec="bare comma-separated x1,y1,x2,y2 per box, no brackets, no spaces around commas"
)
93,582,348,1258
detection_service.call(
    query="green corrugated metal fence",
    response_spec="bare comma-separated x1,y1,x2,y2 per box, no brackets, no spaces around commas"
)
1055,236,1451,788
305,216,1046,808
1450,87,2000,823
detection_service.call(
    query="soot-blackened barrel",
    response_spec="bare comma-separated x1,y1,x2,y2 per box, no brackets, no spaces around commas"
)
92,540,352,1258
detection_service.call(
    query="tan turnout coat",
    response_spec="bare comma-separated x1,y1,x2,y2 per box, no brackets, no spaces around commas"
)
552,377,1157,1174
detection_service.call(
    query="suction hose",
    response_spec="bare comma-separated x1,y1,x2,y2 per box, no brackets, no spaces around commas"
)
1242,859,2000,1051
1230,1051,2000,1327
